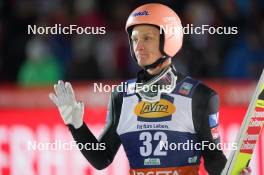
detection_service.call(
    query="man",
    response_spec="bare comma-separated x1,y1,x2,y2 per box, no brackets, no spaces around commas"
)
49,3,250,175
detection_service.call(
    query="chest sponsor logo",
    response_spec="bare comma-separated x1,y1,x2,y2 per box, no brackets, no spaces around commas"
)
209,112,219,128
131,166,199,175
211,127,220,140
144,158,160,166
134,99,176,119
179,82,193,96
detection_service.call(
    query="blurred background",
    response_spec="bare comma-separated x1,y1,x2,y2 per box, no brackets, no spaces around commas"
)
0,0,264,175
0,0,264,84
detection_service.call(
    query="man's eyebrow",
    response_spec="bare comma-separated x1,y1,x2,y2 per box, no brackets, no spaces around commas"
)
142,32,154,36
131,32,154,37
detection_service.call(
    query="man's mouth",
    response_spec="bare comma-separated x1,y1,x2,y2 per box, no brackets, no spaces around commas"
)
137,53,148,58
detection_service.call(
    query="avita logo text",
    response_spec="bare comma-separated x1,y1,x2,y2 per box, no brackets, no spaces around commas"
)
134,99,175,118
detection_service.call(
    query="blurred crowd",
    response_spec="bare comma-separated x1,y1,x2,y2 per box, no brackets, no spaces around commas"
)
0,0,264,86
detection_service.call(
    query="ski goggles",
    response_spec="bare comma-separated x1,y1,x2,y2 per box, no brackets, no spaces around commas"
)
135,67,177,102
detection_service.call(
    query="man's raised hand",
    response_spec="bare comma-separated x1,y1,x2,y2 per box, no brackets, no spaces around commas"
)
49,80,84,129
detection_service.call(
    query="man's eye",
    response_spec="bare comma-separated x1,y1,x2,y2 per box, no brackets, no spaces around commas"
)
131,38,138,43
144,36,152,41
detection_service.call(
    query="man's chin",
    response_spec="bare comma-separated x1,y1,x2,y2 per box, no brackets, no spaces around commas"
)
137,60,152,67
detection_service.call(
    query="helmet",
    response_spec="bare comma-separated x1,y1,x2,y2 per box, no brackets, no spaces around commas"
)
126,3,183,60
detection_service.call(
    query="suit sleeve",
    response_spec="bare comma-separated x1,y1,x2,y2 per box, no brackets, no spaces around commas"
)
192,83,227,175
68,90,123,170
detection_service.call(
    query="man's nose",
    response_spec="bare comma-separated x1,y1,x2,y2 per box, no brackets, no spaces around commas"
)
135,40,144,51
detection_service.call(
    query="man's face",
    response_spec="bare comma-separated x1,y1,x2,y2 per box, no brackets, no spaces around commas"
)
131,25,163,67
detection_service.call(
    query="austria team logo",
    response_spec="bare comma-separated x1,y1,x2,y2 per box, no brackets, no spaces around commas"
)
134,95,175,122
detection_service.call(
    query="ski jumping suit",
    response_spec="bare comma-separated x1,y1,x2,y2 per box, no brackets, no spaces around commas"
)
68,68,227,175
